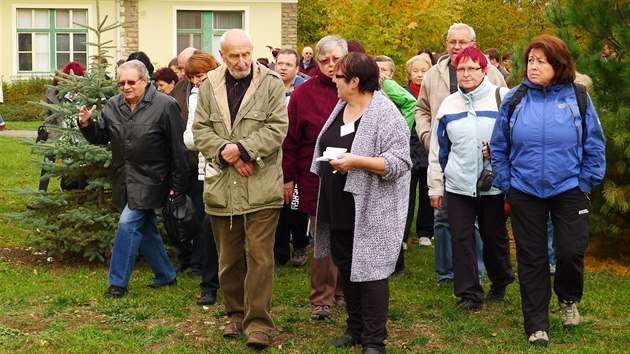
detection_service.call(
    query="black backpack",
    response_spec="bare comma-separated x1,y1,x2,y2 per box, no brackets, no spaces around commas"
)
505,82,588,142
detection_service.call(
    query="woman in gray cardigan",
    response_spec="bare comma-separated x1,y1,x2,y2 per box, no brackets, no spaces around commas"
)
311,53,411,354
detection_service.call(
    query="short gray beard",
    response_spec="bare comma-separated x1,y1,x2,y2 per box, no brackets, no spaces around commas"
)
228,66,251,80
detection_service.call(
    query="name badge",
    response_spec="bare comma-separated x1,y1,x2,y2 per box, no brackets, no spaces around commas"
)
340,122,355,137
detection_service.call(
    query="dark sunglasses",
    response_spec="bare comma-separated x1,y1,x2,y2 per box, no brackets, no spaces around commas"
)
118,80,139,88
334,74,347,79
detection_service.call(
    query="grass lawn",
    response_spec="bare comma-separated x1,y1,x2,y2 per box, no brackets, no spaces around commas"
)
1,132,629,353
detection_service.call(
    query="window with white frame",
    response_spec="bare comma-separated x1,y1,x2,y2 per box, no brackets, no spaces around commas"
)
16,8,88,73
176,11,244,60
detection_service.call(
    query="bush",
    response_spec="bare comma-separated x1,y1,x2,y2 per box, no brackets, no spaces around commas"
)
0,78,50,121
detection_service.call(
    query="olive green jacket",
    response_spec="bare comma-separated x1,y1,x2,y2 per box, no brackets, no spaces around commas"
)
192,63,288,216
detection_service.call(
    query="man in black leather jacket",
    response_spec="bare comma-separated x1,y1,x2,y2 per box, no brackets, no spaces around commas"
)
78,60,189,297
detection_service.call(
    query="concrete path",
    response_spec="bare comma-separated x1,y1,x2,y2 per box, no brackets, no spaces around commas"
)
0,130,37,138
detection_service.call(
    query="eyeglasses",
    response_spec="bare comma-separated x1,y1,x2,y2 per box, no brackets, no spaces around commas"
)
334,74,346,79
318,56,341,66
456,67,483,74
118,80,139,88
447,40,473,47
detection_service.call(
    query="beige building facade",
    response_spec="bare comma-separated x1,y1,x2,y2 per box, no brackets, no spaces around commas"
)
0,0,298,81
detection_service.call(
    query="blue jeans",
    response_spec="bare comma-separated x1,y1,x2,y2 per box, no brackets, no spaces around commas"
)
109,205,176,287
434,194,485,281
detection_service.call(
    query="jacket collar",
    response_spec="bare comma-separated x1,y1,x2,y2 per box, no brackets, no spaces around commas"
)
522,77,567,93
458,77,492,115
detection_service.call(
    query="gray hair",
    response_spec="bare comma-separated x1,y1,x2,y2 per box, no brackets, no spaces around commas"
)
374,55,395,73
315,35,348,60
118,59,149,80
447,23,476,42
220,29,253,51
405,55,433,77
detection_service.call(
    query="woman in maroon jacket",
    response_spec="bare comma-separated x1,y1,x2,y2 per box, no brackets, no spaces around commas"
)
283,35,348,321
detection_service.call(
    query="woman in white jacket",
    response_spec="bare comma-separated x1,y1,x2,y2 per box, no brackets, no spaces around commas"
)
182,50,221,306
428,47,515,311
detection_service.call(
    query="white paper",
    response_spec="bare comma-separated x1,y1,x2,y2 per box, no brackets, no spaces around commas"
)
316,147,347,162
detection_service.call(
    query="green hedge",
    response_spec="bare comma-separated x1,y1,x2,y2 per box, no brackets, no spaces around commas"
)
1,78,50,121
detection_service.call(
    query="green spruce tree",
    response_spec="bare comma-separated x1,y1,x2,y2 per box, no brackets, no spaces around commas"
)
11,15,121,262
547,0,630,258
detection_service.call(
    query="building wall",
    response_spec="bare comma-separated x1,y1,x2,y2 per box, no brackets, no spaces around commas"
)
1,0,297,82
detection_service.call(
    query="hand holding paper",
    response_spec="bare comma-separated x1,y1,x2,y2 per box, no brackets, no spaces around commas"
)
316,147,347,162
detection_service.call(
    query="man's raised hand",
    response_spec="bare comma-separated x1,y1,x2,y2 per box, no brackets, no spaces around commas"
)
78,105,97,127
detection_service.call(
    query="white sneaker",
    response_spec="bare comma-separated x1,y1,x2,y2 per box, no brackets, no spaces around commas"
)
418,237,432,246
549,264,556,276
559,300,580,327
401,242,408,251
528,330,548,346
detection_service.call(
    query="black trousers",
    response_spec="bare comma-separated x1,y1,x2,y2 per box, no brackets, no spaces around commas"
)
331,229,388,352
447,192,515,303
508,187,590,335
396,166,435,272
273,204,309,265
175,177,205,271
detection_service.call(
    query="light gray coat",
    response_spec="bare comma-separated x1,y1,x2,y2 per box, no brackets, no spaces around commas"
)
311,90,411,282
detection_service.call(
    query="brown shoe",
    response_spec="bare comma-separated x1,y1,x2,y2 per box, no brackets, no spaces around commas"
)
222,321,243,337
246,331,270,348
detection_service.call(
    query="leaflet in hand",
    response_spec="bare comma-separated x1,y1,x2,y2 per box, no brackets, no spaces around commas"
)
316,147,347,162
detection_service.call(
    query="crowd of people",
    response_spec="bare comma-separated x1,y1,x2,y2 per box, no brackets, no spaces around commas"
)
37,22,607,352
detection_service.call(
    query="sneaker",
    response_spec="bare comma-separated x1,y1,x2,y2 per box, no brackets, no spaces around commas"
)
456,298,483,311
291,247,308,267
333,295,346,307
328,333,361,347
559,300,580,327
104,285,128,298
401,242,408,251
486,285,506,302
438,278,453,286
549,263,556,276
310,305,331,320
0,122,6,131
528,330,549,346
418,237,432,246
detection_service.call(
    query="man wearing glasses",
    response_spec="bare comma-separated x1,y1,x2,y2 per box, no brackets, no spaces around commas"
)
415,23,507,288
78,59,189,298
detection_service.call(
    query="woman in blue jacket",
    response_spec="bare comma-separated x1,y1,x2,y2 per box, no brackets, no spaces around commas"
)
490,35,606,347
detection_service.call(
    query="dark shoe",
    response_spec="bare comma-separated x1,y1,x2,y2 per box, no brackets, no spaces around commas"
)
190,269,202,277
176,263,190,273
438,278,453,286
392,268,404,277
104,285,128,298
291,247,308,266
456,298,483,311
486,285,506,302
222,321,243,337
147,278,177,289
328,334,361,347
196,292,216,306
363,346,386,354
246,331,270,349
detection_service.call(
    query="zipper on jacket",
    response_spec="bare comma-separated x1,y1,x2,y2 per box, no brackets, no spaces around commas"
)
540,88,548,187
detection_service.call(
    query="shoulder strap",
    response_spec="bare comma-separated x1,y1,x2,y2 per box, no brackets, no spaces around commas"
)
507,84,529,128
573,82,588,144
